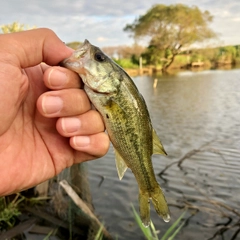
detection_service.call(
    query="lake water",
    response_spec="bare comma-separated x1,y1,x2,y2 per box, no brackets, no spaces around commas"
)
87,68,240,239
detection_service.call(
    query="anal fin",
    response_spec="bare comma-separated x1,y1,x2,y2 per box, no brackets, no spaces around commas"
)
114,148,128,180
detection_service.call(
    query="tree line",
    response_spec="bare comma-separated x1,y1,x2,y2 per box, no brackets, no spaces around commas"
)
2,4,238,72
103,44,240,71
103,4,239,71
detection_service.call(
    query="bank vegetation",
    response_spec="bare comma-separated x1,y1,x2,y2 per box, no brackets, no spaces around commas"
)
100,43,240,75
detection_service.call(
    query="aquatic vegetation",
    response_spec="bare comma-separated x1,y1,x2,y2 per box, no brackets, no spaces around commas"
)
132,204,186,240
0,194,24,229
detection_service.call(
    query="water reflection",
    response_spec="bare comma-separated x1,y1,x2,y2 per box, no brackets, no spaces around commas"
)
88,69,240,239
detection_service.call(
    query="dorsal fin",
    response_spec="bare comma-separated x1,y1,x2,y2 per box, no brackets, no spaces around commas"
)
152,129,167,155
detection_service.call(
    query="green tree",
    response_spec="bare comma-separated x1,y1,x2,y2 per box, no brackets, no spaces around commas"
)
124,4,217,72
1,22,35,33
66,41,82,50
218,46,237,63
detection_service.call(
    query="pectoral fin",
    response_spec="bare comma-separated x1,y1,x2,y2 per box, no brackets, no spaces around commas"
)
114,148,128,180
152,129,167,155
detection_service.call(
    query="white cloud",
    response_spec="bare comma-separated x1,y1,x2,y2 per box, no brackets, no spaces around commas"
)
97,37,109,42
232,17,240,22
1,0,240,46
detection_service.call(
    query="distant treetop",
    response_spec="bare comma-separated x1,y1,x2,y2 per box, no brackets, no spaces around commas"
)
66,41,82,50
1,22,36,33
124,4,217,72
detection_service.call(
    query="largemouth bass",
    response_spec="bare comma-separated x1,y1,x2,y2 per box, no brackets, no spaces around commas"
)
62,40,170,226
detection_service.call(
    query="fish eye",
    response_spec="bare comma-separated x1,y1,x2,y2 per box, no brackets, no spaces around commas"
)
94,52,106,62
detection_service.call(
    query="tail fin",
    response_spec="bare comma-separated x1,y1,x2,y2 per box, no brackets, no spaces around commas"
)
139,192,150,227
151,186,170,222
139,186,170,227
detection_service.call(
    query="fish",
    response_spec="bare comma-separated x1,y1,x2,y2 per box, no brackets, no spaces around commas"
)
61,39,170,226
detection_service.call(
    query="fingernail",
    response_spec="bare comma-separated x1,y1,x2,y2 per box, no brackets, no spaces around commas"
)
42,96,63,114
62,118,81,133
73,136,90,147
48,69,67,87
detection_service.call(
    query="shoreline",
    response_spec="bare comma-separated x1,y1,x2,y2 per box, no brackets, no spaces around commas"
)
125,62,239,76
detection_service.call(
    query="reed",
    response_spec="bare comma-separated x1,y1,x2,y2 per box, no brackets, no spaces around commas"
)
0,194,24,229
131,204,186,240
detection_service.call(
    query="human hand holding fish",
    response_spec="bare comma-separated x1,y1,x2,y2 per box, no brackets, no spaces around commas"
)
62,40,170,226
0,29,109,196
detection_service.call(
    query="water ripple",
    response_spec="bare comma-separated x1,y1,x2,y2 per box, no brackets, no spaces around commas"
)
88,69,240,239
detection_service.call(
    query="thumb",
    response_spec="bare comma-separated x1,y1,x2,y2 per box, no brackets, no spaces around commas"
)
0,28,73,68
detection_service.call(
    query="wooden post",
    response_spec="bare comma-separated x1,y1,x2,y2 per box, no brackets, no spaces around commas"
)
139,56,142,75
153,78,158,88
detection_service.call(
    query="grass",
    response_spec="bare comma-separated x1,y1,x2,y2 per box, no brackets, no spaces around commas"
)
0,194,24,229
131,204,187,240
0,194,50,231
161,211,186,240
94,224,104,240
94,205,187,240
0,193,186,240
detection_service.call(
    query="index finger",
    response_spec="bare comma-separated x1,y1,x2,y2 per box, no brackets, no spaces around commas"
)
43,66,83,90
0,28,73,68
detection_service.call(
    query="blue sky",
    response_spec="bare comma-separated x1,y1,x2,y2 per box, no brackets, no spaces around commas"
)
1,0,240,47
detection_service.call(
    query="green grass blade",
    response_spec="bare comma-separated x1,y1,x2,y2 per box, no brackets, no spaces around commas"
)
94,224,104,240
168,221,186,240
131,204,153,239
161,210,186,240
149,220,160,240
43,230,54,240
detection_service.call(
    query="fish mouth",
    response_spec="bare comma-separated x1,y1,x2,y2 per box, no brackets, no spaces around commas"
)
84,84,107,96
60,39,91,74
61,58,84,73
74,39,91,58
81,39,91,49
84,83,115,96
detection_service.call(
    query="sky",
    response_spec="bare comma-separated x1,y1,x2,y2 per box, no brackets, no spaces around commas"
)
1,0,240,47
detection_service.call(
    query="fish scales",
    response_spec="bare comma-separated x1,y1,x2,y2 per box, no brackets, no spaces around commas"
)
62,39,170,226
104,84,154,191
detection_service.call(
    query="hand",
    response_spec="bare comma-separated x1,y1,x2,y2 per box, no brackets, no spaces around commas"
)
0,28,109,196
